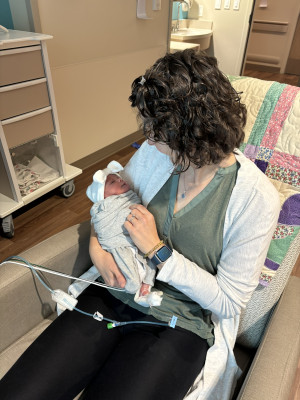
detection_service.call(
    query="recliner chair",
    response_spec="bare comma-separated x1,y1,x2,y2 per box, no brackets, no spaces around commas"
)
1,76,299,399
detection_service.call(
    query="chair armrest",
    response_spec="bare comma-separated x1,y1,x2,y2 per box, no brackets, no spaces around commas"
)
20,219,92,280
0,220,92,352
237,276,300,400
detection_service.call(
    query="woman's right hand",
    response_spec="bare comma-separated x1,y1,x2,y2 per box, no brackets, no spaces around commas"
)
89,226,126,288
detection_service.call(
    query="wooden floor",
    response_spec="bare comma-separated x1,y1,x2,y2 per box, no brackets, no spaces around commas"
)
0,70,299,399
243,68,300,86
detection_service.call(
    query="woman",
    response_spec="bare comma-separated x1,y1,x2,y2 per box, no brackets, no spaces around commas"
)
0,50,280,400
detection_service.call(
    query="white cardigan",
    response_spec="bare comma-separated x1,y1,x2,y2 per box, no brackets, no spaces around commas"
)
71,141,280,399
122,141,280,399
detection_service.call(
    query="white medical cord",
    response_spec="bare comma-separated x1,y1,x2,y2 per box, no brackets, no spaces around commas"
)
1,256,177,329
1,257,125,291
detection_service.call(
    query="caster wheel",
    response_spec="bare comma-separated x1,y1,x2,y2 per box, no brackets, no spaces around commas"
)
1,215,14,238
60,180,75,198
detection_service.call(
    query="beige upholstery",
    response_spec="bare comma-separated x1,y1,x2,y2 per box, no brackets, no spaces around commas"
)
0,315,55,377
0,220,91,355
236,276,300,400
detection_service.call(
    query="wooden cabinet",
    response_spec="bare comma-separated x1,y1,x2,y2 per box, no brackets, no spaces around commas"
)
0,30,82,237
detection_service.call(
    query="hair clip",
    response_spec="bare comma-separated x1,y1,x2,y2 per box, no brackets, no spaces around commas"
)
139,76,146,86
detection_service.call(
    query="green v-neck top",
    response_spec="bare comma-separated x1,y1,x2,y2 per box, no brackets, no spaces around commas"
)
108,161,239,345
149,162,239,274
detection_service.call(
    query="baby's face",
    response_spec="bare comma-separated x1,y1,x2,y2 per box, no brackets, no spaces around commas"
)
104,174,131,198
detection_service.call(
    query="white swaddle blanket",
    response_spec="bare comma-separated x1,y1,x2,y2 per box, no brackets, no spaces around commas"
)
91,190,162,306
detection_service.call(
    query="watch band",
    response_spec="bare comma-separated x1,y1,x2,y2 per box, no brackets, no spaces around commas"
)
151,245,173,266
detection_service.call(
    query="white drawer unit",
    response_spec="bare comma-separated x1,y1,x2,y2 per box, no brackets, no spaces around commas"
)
0,30,82,237
0,78,50,120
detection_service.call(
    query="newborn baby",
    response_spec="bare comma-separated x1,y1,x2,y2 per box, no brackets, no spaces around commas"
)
86,161,163,307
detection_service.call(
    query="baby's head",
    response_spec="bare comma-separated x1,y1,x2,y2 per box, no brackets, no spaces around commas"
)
104,174,130,198
86,160,131,203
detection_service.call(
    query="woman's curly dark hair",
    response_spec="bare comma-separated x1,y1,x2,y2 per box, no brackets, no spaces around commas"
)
129,49,247,169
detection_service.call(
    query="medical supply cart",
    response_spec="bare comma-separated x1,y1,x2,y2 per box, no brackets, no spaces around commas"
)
0,30,82,237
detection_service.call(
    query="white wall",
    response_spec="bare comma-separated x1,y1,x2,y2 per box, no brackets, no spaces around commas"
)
32,0,170,164
189,0,253,75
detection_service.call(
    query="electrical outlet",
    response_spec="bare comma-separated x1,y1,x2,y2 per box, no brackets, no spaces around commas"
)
215,0,221,10
233,0,240,10
199,5,204,16
224,0,230,9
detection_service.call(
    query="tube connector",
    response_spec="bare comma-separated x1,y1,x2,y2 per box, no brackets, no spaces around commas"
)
93,311,104,321
168,315,178,328
51,289,78,311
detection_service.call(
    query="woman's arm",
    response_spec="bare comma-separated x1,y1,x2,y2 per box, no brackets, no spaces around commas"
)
89,225,126,288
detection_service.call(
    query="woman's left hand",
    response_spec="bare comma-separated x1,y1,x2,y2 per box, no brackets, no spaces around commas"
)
124,204,161,255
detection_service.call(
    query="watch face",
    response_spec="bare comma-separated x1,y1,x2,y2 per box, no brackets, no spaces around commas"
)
156,245,172,262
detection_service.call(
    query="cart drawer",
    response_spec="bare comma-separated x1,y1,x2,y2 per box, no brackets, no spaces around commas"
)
3,109,54,148
0,81,50,120
0,47,45,86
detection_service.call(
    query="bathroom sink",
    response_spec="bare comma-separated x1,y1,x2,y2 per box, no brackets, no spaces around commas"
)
171,28,212,42
170,41,200,54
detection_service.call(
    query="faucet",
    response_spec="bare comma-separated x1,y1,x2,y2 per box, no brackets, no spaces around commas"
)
172,1,188,33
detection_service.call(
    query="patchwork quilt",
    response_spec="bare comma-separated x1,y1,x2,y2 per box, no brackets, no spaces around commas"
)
230,76,300,286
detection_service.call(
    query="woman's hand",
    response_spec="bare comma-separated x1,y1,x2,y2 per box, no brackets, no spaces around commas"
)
124,204,161,256
89,226,126,288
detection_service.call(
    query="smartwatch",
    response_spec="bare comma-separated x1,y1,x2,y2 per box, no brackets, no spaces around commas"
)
151,245,173,266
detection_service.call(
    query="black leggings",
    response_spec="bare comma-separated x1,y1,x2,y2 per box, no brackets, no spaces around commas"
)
0,285,209,400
